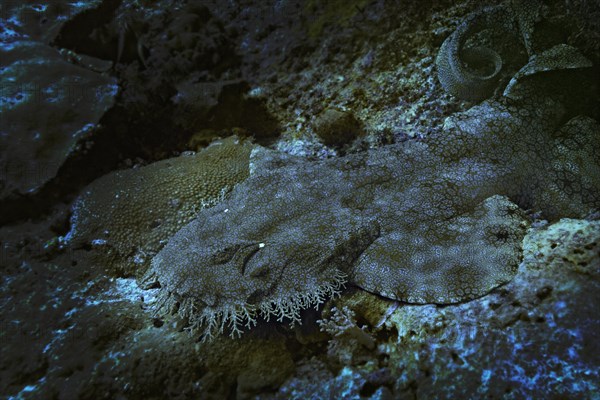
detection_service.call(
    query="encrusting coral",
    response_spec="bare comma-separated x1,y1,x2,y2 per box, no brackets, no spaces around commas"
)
64,136,252,276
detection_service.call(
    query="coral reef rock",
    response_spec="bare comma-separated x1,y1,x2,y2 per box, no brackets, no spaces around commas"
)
65,136,253,277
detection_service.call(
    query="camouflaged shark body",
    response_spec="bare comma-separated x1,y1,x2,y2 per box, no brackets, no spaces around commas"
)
135,2,600,338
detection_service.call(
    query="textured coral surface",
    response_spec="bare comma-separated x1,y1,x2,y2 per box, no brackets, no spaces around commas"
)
65,136,252,276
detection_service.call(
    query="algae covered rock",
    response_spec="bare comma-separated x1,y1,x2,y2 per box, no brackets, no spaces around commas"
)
313,107,362,147
0,0,103,44
65,136,253,277
0,40,117,199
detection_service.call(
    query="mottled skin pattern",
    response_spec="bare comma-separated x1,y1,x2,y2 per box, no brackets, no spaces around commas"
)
436,0,542,101
144,3,600,338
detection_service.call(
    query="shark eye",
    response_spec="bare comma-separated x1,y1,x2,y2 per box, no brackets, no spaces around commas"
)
249,265,270,279
209,242,263,272
208,245,241,265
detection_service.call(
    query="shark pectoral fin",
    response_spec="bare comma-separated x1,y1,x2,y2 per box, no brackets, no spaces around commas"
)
351,195,529,304
504,44,592,100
